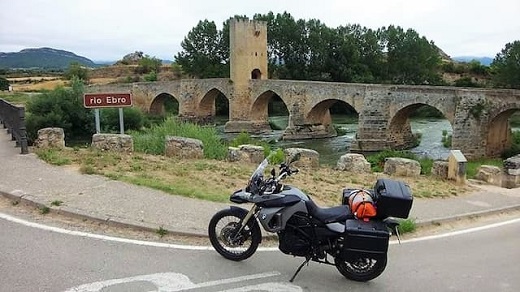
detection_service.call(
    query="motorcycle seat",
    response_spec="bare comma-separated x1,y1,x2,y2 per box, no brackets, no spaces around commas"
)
305,200,353,223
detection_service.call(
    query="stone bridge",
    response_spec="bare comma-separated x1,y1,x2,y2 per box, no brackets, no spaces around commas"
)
85,79,520,159
85,19,520,159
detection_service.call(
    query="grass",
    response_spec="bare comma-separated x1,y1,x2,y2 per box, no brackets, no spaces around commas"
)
39,206,50,214
35,148,71,166
466,158,503,178
50,200,63,206
28,146,472,205
0,92,34,105
156,226,168,238
130,117,228,159
399,218,416,233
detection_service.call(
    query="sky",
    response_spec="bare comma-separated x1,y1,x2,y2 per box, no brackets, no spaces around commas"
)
1,0,519,62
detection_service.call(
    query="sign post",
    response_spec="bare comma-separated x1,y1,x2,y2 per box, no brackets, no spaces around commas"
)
83,93,133,134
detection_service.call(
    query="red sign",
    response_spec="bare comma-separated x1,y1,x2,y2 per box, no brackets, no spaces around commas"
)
84,93,132,108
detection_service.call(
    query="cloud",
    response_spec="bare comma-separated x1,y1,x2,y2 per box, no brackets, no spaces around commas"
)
1,0,519,60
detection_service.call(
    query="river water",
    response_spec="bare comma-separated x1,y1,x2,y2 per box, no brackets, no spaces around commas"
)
217,116,457,166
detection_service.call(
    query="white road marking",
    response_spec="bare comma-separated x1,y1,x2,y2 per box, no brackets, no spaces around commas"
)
391,217,520,244
1,211,519,250
64,271,303,292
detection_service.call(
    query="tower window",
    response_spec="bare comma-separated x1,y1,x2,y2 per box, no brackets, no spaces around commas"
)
251,69,261,79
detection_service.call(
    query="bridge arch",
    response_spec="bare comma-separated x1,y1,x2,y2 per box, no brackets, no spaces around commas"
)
388,103,453,150
149,93,179,116
199,88,229,121
306,99,358,125
486,105,520,157
250,90,287,122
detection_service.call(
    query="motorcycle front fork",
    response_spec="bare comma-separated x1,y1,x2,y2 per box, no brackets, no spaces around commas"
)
235,204,258,235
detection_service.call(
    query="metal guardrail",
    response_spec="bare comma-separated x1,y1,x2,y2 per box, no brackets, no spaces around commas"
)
0,99,28,154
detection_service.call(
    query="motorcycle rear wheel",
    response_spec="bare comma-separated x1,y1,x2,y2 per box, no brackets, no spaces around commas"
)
334,254,387,282
208,208,261,261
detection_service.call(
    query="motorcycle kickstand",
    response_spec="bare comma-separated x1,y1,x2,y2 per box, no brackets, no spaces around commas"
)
289,257,311,283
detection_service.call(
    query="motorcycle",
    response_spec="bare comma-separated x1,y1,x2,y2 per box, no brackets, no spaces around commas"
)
208,153,413,282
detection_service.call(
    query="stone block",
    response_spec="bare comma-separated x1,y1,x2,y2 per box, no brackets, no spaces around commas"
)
35,127,65,148
383,157,421,177
447,150,467,184
475,165,503,186
284,148,320,169
504,154,520,176
227,144,264,164
431,161,449,179
92,134,134,153
164,136,203,159
336,153,371,173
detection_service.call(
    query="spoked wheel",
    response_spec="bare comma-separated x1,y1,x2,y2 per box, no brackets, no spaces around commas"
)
208,208,261,261
335,254,387,282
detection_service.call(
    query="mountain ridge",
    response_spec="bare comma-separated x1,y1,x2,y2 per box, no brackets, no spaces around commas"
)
0,47,98,69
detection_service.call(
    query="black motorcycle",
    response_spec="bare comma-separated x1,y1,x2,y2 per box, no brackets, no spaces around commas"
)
208,153,413,282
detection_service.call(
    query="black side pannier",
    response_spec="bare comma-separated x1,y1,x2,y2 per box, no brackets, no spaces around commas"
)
374,178,413,219
343,219,389,258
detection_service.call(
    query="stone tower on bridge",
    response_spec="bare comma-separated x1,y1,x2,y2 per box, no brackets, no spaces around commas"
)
224,18,270,133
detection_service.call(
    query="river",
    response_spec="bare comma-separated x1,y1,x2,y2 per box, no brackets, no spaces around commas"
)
216,116,459,166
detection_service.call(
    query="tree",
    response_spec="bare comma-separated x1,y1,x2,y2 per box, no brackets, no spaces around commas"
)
135,55,162,74
491,41,520,89
174,20,229,78
0,76,9,91
64,62,89,82
25,77,94,142
381,26,442,85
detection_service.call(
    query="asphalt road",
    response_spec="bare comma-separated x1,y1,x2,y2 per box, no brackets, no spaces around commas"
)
1,213,519,292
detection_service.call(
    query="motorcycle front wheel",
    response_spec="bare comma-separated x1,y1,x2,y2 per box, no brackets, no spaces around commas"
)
334,254,387,282
208,208,261,261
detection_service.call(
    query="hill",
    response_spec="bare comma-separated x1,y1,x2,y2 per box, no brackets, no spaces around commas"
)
0,47,98,69
452,56,493,66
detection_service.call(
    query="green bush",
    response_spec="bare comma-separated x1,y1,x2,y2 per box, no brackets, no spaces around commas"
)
0,76,9,90
25,78,94,143
267,148,285,164
144,71,158,82
229,132,253,147
454,77,480,87
130,117,228,159
100,107,145,133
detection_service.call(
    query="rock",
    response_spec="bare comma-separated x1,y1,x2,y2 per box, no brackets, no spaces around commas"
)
284,148,320,169
227,144,264,164
336,153,371,173
34,127,65,148
165,136,203,159
383,157,421,177
504,154,520,176
92,134,133,153
475,165,503,185
431,161,449,179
